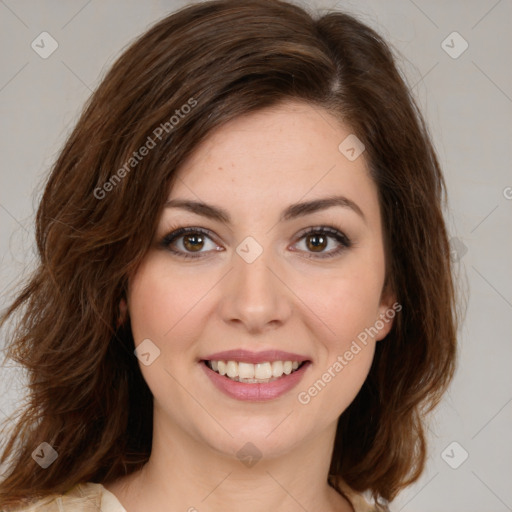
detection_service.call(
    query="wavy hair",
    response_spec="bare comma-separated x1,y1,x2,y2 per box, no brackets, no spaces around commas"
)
0,0,458,508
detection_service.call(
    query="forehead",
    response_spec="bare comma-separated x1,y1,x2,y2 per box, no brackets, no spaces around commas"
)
168,100,378,219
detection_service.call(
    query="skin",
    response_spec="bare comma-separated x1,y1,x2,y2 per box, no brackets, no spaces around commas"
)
105,100,396,512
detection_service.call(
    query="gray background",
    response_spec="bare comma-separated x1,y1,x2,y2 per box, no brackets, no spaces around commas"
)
1,1,511,511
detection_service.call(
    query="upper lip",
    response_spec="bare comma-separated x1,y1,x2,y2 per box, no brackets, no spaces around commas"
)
202,349,310,364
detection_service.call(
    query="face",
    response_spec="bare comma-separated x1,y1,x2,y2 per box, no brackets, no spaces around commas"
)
126,100,395,459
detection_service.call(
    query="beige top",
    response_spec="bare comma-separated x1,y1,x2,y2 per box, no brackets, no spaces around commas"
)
10,481,379,511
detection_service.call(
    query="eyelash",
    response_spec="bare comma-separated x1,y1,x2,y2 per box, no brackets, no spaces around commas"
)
160,225,352,260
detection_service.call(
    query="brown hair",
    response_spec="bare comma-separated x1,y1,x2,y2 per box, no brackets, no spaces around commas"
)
0,0,458,508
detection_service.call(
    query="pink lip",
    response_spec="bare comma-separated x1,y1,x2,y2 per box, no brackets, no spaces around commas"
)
202,349,310,364
201,360,311,401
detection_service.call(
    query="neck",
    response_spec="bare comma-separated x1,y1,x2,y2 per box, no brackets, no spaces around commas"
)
106,410,353,512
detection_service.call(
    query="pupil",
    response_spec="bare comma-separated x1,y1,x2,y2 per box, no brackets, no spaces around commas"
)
307,234,326,252
184,234,203,252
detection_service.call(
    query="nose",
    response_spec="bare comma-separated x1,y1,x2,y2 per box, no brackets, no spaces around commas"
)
219,244,293,335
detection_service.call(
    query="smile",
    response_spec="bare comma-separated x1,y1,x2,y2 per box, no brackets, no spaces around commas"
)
201,359,311,401
205,360,304,382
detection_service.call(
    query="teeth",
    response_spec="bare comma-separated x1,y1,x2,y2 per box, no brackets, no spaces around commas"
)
271,361,283,377
206,360,304,382
226,361,237,378
254,362,272,379
217,360,227,376
238,362,255,379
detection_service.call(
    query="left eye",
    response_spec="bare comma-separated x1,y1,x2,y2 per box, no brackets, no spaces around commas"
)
293,227,351,258
160,226,351,260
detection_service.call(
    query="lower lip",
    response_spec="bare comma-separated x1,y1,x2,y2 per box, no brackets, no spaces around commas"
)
201,361,310,401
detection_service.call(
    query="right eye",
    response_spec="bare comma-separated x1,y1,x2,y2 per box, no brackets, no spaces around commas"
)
160,226,223,259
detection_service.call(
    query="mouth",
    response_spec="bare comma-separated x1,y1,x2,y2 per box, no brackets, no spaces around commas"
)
203,359,308,383
200,352,311,401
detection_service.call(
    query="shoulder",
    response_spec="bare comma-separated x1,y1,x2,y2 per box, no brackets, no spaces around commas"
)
6,482,126,512
8,479,380,512
348,494,382,512
336,478,386,512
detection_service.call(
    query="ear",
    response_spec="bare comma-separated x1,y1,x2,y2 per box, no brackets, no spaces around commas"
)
374,285,399,342
116,297,128,327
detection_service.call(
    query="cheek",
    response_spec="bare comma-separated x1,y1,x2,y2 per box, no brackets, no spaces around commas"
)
128,262,167,343
299,257,385,349
299,271,380,414
127,255,207,347
127,256,214,401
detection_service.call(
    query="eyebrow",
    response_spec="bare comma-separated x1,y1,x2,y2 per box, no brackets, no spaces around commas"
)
164,195,366,224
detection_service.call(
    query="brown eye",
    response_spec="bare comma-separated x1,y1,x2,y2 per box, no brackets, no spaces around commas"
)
161,227,221,259
305,233,328,252
182,233,206,252
293,227,351,259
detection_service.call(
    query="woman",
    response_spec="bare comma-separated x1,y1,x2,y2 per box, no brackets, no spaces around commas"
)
0,0,458,511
